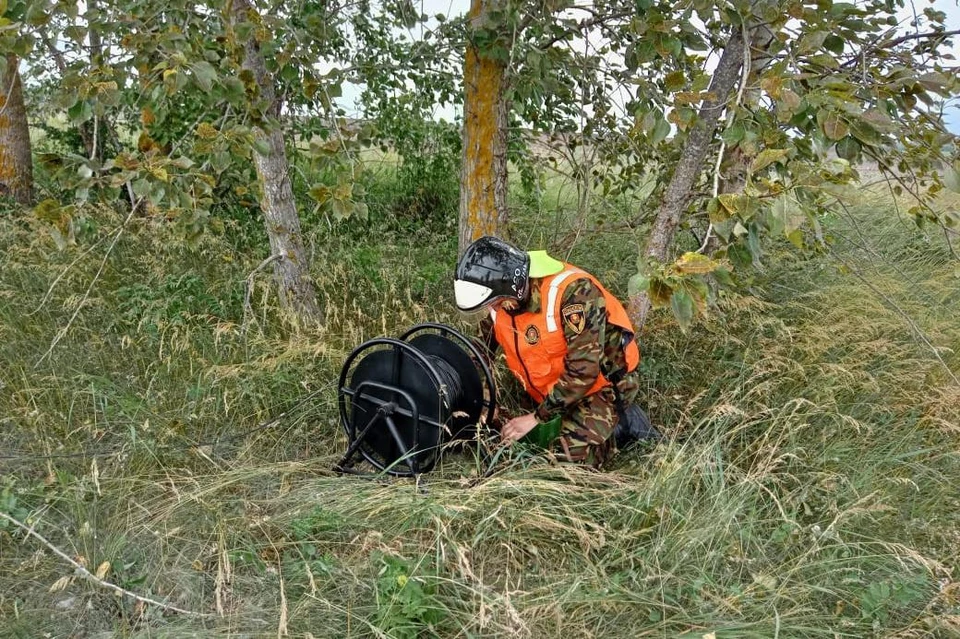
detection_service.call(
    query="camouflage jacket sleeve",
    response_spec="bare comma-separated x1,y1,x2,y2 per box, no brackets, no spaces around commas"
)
535,278,606,422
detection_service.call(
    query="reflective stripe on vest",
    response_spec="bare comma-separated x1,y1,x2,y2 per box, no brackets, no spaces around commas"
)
545,269,581,332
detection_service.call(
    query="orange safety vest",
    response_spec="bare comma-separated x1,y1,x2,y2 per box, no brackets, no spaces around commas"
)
490,263,640,403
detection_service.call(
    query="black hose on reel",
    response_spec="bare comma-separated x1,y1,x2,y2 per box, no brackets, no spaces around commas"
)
336,323,496,477
426,355,466,413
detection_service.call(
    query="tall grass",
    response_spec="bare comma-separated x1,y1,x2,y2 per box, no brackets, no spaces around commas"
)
0,183,958,637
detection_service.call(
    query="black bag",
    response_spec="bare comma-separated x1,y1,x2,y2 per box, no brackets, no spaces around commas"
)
613,404,661,450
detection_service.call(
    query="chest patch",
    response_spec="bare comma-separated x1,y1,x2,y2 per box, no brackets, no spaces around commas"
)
562,303,586,335
524,325,541,345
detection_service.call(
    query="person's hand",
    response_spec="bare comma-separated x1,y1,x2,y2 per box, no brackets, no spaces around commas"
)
500,413,539,444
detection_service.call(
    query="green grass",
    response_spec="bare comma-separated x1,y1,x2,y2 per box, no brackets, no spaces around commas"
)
1,177,958,638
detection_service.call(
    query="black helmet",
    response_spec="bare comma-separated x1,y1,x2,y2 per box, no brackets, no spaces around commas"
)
454,236,530,311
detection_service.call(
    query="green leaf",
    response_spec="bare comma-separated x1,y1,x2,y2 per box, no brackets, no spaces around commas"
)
67,100,93,124
861,109,895,133
64,26,87,43
627,273,650,297
917,71,950,92
211,152,232,173
221,76,246,103
771,194,805,236
942,161,960,194
750,148,789,172
280,64,299,84
728,243,752,268
818,111,849,141
24,1,49,25
798,30,828,54
835,136,861,162
651,118,671,144
823,34,845,55
722,122,745,145
192,61,217,92
849,120,882,146
670,289,695,334
171,156,195,170
132,178,151,198
713,267,734,287
808,53,839,69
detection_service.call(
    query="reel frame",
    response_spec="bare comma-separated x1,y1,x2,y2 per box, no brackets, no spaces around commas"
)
335,323,497,477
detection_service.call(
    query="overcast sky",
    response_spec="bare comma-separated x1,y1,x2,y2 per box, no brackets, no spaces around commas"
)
340,0,960,134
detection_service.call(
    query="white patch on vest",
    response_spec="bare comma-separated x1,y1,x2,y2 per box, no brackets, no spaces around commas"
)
545,270,582,332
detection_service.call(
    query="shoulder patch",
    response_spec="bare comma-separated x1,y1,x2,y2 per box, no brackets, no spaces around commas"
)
561,303,586,335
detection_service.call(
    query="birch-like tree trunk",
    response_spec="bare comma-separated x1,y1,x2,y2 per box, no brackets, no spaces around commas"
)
718,25,777,197
0,55,33,206
458,0,509,255
629,28,745,327
231,0,322,324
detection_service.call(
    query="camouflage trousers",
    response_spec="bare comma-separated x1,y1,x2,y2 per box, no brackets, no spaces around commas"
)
555,370,640,467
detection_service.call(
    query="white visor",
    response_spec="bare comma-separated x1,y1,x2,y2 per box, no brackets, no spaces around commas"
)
454,279,494,310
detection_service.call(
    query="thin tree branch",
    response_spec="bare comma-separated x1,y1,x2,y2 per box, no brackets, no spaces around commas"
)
0,511,209,617
90,115,99,162
533,9,634,51
841,28,960,69
880,28,960,49
41,34,69,74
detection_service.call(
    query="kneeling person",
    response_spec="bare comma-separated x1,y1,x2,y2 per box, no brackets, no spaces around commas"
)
454,236,642,466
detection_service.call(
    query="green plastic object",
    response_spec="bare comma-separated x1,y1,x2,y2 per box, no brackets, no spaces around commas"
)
519,415,563,449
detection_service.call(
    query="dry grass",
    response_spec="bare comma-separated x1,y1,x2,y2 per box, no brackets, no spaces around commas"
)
1,187,958,638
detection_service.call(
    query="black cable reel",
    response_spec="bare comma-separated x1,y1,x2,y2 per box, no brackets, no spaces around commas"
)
335,323,497,476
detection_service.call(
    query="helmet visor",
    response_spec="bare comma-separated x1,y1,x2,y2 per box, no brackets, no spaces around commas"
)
454,279,496,311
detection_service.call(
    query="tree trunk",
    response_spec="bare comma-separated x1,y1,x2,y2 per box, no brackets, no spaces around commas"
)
629,27,745,327
231,0,322,324
458,0,509,255
718,24,777,196
0,55,34,206
85,0,109,163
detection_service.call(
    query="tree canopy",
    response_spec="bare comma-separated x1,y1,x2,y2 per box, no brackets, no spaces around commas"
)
1,0,957,327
